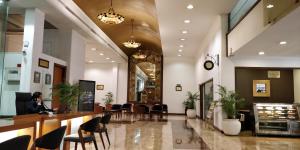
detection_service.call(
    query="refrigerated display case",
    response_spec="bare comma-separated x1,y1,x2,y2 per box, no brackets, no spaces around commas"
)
254,103,300,136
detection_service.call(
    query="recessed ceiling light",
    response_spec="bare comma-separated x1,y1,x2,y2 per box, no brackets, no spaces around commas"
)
258,51,265,55
178,49,183,52
106,57,110,60
184,20,191,24
91,48,97,51
187,4,194,10
182,30,188,34
180,38,186,41
266,4,274,8
178,54,182,57
279,41,287,45
99,53,104,56
88,60,94,63
111,60,115,63
179,45,184,48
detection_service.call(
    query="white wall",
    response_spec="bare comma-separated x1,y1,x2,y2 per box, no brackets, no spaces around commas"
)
84,63,128,105
294,69,300,103
163,57,196,114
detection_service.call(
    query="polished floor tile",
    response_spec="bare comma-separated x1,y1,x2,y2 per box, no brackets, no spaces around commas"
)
70,116,300,150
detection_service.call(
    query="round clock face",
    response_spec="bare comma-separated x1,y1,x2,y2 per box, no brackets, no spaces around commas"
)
204,60,214,70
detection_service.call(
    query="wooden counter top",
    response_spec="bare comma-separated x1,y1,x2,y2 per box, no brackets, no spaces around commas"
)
0,119,36,132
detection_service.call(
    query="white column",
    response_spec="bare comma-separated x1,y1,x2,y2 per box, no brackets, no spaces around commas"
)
112,64,119,103
20,9,45,92
67,30,86,84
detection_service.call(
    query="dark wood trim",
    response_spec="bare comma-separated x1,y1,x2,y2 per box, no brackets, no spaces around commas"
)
228,0,262,34
235,66,300,70
127,59,130,101
199,78,213,119
53,63,67,83
161,55,164,104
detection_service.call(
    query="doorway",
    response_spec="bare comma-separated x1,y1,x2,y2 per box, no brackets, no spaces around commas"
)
199,79,213,120
52,63,66,109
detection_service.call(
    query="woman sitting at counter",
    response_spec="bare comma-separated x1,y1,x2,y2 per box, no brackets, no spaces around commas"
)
27,92,47,113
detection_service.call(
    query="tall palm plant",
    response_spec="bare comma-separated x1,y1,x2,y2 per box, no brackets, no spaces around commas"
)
53,83,81,112
183,91,200,109
217,85,245,119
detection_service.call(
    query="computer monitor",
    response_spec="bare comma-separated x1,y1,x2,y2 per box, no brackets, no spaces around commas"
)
15,92,32,115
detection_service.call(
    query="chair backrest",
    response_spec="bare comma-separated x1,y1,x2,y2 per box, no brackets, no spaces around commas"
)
100,113,112,125
35,126,67,149
152,104,163,111
111,104,122,110
134,105,146,113
162,104,168,111
122,103,132,109
81,117,101,132
0,135,31,150
15,92,32,115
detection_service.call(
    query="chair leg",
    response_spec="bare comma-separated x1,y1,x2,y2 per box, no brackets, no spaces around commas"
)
80,141,86,150
99,133,106,149
93,139,98,150
75,142,78,150
105,130,111,145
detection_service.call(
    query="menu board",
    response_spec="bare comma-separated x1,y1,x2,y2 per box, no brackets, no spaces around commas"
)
78,80,95,112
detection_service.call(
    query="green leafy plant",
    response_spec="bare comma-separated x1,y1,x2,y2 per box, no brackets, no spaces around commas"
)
53,83,81,112
183,91,200,109
102,92,113,105
217,85,245,119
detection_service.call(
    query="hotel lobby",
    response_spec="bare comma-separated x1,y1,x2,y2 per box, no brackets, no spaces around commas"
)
1,0,300,150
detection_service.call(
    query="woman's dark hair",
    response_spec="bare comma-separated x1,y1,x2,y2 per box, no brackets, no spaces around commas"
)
32,92,42,101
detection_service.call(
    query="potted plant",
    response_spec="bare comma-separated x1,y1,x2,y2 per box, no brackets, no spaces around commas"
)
183,91,199,119
53,83,81,113
103,92,113,110
218,85,245,135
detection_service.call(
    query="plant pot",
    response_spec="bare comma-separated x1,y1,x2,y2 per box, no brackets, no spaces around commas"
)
222,119,241,135
105,104,112,110
57,104,71,114
186,109,196,119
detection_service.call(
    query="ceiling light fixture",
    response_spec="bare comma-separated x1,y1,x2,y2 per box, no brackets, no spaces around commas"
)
98,0,125,24
91,48,97,51
88,60,94,63
179,45,184,48
111,60,115,63
132,50,147,59
106,57,110,60
258,51,265,55
279,41,287,45
180,38,185,41
178,54,182,57
123,19,141,48
187,4,194,10
178,49,183,52
182,30,188,34
99,53,104,56
184,20,191,24
266,4,274,9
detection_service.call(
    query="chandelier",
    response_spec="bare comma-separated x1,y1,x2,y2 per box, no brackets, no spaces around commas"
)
132,50,147,59
97,0,125,24
123,19,141,48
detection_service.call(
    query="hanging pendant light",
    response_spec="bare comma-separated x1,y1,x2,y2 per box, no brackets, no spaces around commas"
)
98,0,125,24
123,19,141,48
132,50,147,59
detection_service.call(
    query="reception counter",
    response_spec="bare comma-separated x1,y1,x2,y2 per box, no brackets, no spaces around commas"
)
0,112,100,150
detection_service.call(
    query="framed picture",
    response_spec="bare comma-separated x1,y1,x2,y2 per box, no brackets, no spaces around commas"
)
96,85,104,90
33,71,41,83
253,80,271,97
175,84,182,91
38,58,49,69
45,74,51,85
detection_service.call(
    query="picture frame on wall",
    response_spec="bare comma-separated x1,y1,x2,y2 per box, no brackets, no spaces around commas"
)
33,71,41,83
253,80,271,97
96,85,104,90
38,58,49,69
175,84,182,91
45,74,51,85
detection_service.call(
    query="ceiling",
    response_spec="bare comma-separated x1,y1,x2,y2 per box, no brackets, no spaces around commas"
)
155,0,237,57
234,6,300,58
74,0,162,56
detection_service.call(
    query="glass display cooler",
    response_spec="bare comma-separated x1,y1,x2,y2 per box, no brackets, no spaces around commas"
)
253,103,300,136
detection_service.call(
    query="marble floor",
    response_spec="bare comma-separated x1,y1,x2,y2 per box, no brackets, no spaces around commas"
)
70,116,300,150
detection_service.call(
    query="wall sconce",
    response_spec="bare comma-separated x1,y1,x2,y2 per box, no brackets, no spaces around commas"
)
203,54,219,70
175,84,182,91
